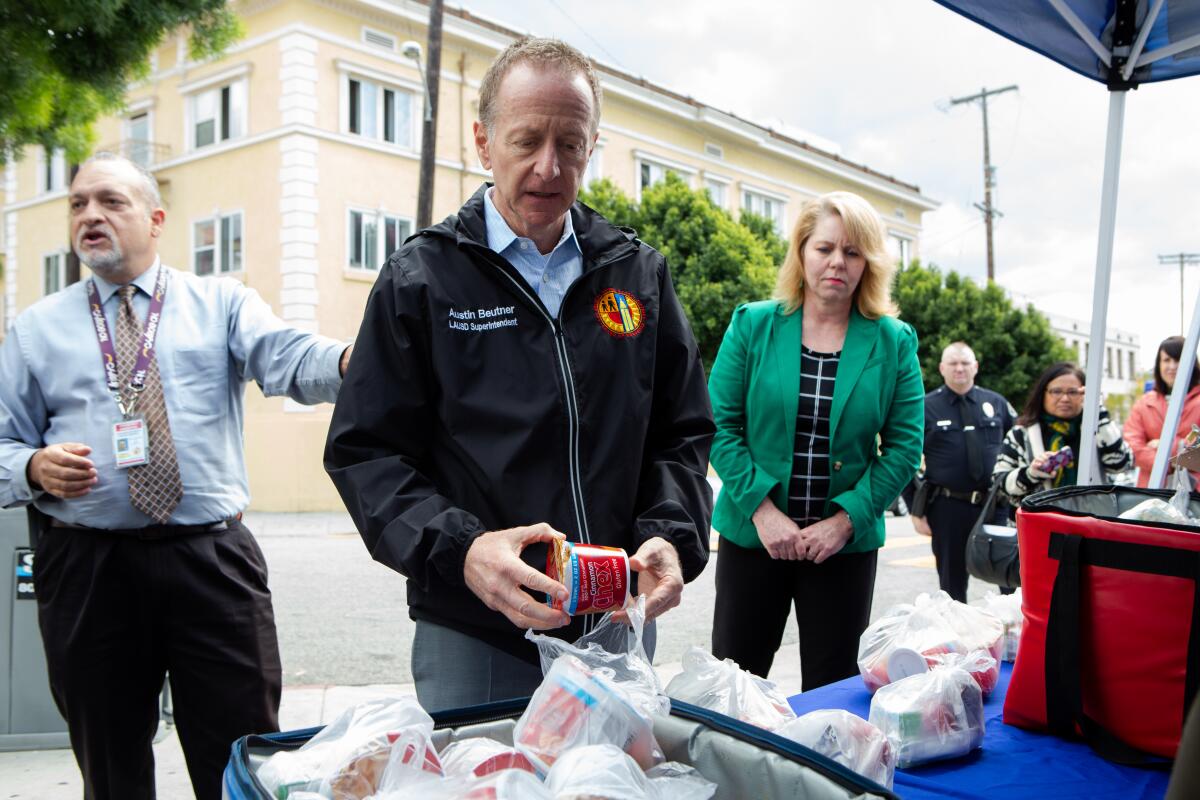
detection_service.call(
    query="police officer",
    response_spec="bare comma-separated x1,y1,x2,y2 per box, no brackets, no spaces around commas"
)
910,342,1016,601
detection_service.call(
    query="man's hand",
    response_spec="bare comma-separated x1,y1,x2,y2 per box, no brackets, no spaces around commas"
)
464,523,571,630
799,510,854,564
28,444,97,499
339,345,353,378
751,498,805,560
613,536,684,623
911,514,932,537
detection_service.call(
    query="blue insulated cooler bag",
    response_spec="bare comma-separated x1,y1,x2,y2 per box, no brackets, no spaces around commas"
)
223,696,899,800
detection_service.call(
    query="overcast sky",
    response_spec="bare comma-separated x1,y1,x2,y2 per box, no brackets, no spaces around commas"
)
456,0,1196,369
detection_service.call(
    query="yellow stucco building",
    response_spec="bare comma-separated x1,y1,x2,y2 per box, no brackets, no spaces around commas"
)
0,0,937,511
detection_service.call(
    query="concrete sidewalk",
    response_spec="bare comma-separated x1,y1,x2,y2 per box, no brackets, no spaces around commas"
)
0,648,803,799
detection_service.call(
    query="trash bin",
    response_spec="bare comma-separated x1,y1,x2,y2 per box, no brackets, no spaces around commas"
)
0,507,70,751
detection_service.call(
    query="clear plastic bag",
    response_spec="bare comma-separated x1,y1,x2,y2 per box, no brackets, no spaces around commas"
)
926,649,999,697
868,666,985,768
645,762,719,800
664,646,796,731
775,709,896,790
255,696,439,800
437,737,536,779
513,653,664,773
525,595,668,719
543,743,654,799
371,727,444,794
379,769,552,800
975,589,1023,662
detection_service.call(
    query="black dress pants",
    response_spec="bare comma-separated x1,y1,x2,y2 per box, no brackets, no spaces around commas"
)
711,538,878,691
34,521,282,800
928,495,1012,603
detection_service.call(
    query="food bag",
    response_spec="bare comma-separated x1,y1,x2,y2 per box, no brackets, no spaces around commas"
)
776,709,896,789
513,653,664,773
868,666,984,768
437,737,536,779
975,589,1023,662
664,646,796,731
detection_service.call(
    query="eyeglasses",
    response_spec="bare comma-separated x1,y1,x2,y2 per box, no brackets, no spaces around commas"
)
1046,388,1086,398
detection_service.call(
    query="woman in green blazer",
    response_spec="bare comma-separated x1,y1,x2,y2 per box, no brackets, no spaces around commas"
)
708,191,924,690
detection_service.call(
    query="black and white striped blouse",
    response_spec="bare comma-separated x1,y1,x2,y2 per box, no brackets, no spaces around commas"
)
789,345,840,527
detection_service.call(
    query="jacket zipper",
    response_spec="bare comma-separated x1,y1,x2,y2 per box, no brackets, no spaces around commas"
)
473,242,636,633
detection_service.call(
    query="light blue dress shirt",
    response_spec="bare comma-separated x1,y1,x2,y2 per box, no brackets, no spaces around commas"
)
0,259,345,527
483,187,583,318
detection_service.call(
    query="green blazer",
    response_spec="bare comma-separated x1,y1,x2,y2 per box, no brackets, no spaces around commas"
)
708,300,924,553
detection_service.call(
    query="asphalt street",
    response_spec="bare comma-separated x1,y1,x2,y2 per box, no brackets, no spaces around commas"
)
252,506,998,688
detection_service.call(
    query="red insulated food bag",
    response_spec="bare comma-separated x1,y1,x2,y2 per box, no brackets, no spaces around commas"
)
1004,485,1200,764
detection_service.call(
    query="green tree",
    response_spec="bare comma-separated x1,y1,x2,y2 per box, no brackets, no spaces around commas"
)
893,260,1075,406
1,1,241,163
739,209,789,267
581,174,776,370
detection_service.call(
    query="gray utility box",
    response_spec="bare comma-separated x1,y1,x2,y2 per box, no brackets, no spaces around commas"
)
0,507,70,751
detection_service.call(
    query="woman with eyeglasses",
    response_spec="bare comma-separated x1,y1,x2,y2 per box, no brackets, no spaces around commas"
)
993,361,1132,502
1124,336,1200,488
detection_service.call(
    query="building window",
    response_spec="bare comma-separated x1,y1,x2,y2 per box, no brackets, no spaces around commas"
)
888,234,913,267
1129,351,1137,381
742,188,786,234
39,148,67,194
193,212,243,276
42,253,66,295
704,178,728,209
190,81,246,150
348,209,413,271
126,112,152,167
584,143,604,188
1106,346,1114,379
347,77,416,149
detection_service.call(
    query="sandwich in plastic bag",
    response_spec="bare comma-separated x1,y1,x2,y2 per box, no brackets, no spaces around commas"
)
776,709,896,789
664,646,796,731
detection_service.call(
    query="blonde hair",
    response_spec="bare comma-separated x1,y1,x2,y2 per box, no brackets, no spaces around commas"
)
773,191,898,318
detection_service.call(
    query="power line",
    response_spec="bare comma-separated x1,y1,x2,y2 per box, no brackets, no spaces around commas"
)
546,0,626,69
1159,252,1200,334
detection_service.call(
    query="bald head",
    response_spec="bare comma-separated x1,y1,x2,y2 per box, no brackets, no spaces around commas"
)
939,342,978,395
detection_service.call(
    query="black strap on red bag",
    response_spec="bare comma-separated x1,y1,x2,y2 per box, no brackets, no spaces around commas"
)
1044,531,1200,768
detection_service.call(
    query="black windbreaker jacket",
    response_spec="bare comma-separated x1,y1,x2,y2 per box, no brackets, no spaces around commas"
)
325,186,715,661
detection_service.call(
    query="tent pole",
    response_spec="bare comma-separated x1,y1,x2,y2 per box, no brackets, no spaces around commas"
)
1148,286,1200,487
1078,90,1126,486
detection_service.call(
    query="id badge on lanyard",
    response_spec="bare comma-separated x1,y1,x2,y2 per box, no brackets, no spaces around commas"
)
87,266,168,470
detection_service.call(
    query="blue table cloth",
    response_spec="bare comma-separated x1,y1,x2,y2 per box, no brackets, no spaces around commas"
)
787,662,1169,799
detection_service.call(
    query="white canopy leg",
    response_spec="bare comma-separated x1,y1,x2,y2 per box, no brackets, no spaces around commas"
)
1078,90,1126,486
1148,286,1200,488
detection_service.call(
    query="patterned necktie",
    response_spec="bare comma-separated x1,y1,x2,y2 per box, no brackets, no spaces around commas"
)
116,284,183,523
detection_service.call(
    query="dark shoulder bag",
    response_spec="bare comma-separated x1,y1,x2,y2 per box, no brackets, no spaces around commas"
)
965,478,1020,588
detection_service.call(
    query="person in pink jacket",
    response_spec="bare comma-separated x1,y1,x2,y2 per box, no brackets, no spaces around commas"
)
1125,336,1200,488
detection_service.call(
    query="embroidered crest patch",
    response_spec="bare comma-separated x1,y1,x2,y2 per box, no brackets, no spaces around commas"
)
593,289,645,338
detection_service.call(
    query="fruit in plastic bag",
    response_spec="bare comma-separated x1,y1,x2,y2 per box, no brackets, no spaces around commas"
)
868,666,984,768
514,653,664,773
438,737,536,778
664,646,796,731
776,709,896,789
926,649,999,697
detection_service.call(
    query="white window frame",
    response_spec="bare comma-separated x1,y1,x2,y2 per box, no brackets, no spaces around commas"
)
38,148,67,194
124,108,155,167
741,184,788,235
191,210,244,276
888,231,913,267
346,206,414,273
41,250,67,295
183,68,249,152
703,172,731,211
633,150,697,202
584,140,605,189
337,61,424,153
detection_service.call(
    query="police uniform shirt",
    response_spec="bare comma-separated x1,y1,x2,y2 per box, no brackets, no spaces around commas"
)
922,384,1017,492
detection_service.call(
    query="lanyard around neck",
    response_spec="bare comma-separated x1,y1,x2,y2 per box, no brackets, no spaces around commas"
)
86,265,169,418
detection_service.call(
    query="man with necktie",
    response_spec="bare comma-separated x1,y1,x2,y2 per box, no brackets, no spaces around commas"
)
0,152,350,800
910,342,1016,601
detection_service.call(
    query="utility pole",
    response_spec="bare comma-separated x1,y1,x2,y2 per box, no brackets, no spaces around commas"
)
1159,252,1200,333
416,0,444,230
950,84,1017,282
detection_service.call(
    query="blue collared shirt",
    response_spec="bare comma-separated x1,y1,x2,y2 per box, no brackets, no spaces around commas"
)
483,187,583,318
0,259,345,527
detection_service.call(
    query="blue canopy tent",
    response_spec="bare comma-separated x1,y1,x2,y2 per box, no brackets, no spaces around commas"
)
932,0,1200,487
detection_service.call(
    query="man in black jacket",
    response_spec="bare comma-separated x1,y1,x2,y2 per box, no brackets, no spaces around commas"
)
324,37,715,709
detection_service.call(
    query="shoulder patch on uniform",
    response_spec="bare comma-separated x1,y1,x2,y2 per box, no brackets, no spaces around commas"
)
593,288,645,338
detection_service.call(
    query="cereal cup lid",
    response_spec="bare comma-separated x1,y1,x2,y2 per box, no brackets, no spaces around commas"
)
887,647,930,682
